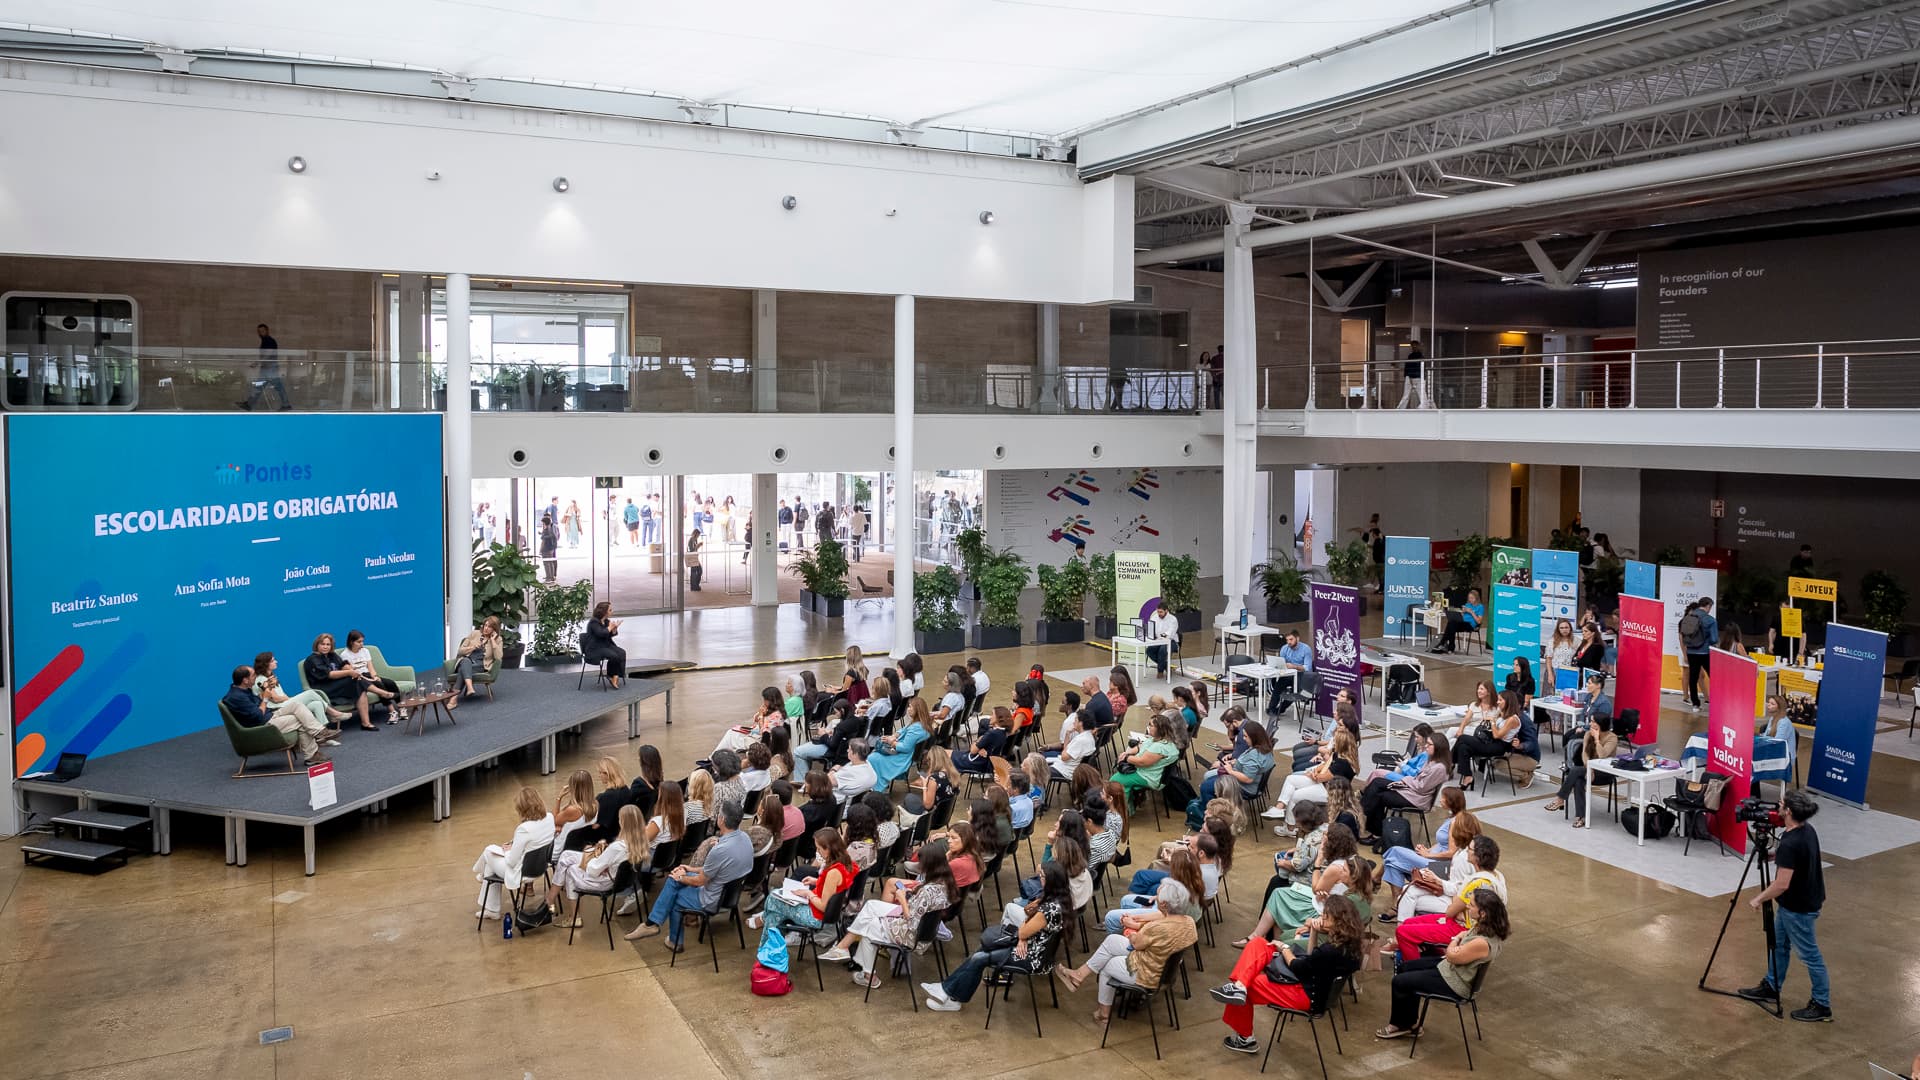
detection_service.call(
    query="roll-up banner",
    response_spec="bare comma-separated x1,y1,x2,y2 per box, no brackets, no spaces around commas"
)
1625,560,1657,599
1383,536,1430,640
1114,551,1162,631
1658,565,1718,692
1615,594,1665,746
1309,582,1361,723
1808,622,1885,809
1707,648,1759,855
1492,584,1542,690
1491,545,1532,588
1532,548,1579,689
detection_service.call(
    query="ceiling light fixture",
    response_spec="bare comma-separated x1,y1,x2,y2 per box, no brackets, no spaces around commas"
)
978,210,995,225
1740,10,1786,32
1439,172,1515,188
781,195,798,210
1331,117,1362,134
1522,66,1562,88
146,45,193,73
286,156,307,174
552,177,570,193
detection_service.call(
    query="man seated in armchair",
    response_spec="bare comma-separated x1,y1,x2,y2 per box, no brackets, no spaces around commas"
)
225,665,330,766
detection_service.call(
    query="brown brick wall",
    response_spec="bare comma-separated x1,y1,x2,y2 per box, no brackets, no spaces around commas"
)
629,284,751,357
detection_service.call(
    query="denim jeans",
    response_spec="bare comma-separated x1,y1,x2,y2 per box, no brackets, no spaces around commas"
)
794,741,830,765
647,878,709,946
941,925,1017,1003
1768,907,1829,1006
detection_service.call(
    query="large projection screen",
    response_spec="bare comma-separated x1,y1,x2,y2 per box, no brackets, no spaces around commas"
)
9,413,445,775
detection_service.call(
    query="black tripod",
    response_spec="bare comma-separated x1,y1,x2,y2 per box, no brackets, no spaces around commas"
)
1699,825,1783,1018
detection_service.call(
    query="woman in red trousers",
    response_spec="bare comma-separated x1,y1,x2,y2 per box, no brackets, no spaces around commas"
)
1207,895,1366,1055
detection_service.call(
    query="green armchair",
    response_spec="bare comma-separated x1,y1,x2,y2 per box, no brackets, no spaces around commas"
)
366,645,417,694
444,653,499,699
220,701,301,778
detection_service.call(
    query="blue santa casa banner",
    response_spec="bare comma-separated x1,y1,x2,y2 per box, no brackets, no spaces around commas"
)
1383,536,1430,640
1492,584,1542,690
1624,559,1657,599
8,414,446,774
1808,622,1885,807
1309,582,1361,723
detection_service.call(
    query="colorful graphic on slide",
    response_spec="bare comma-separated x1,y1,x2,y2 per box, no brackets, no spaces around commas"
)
1125,469,1160,500
1110,515,1161,546
1045,469,1101,505
8,414,447,774
1047,514,1095,549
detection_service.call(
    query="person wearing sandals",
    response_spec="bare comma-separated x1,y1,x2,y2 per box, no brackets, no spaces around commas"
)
1381,789,1479,923
1056,878,1197,1025
818,843,955,989
1543,714,1617,827
471,787,554,921
1234,824,1376,945
1210,893,1366,1055
749,828,852,944
1394,836,1506,959
1377,892,1509,1041
923,861,1071,1012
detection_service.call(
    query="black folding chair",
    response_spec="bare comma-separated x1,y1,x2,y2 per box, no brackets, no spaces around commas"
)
671,876,748,973
1238,766,1275,847
864,909,948,1011
1408,961,1491,1070
1259,973,1351,1079
793,883,858,992
982,930,1063,1037
568,860,638,950
477,842,552,932
577,632,613,690
1099,951,1186,1060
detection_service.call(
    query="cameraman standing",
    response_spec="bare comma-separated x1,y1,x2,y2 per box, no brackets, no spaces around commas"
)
1737,789,1831,1022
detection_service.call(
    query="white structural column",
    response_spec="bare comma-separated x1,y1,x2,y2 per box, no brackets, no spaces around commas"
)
752,289,778,412
751,472,779,605
892,295,916,659
445,272,474,649
1221,206,1258,608
1035,303,1061,414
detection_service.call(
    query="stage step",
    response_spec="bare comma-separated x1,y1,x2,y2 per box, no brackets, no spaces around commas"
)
22,836,132,871
49,809,151,835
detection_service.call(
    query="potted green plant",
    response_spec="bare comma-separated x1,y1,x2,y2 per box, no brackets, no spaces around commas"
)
489,364,528,410
528,579,595,662
1860,569,1909,650
955,526,991,600
533,364,571,411
810,537,851,617
1255,553,1310,625
472,539,539,667
913,564,966,654
1651,545,1689,568
1161,553,1203,632
1446,533,1493,602
1324,538,1371,615
1089,551,1119,638
788,548,822,611
971,550,1030,649
1035,556,1091,643
430,366,448,411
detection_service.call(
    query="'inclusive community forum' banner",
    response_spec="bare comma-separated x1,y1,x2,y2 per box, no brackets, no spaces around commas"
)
1114,551,1162,630
1615,594,1665,746
1383,536,1430,640
1310,582,1361,722
1809,622,1885,808
1706,648,1759,854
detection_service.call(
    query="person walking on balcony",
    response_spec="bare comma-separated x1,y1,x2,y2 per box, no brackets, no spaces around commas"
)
1395,344,1430,410
240,323,290,411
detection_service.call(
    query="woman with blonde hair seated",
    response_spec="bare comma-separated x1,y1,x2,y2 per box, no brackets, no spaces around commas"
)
542,803,647,927
471,786,554,920
551,769,597,857
1270,726,1360,822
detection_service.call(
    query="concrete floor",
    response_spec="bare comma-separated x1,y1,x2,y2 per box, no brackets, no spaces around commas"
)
3,609,1918,1080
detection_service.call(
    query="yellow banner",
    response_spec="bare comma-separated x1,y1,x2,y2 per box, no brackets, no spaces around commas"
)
1779,668,1819,696
1779,606,1803,638
1789,576,1837,602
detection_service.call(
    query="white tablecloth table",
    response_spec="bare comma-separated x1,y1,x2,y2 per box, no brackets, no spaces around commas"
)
1587,757,1693,845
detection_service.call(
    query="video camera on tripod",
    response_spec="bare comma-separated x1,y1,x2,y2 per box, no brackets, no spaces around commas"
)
1735,795,1784,832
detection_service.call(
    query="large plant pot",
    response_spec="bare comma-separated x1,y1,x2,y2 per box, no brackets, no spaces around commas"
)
970,624,1023,650
1266,601,1309,625
502,643,526,670
1175,608,1203,634
1353,595,1370,616
816,594,846,619
915,628,966,655
1093,615,1118,639
799,588,816,611
1035,619,1086,644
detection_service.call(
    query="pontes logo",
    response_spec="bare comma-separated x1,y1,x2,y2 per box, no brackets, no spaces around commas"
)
213,464,243,486
212,461,314,484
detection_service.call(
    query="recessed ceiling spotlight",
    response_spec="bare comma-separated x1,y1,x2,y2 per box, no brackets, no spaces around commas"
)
979,210,995,225
781,195,798,210
552,177,570,193
286,156,307,174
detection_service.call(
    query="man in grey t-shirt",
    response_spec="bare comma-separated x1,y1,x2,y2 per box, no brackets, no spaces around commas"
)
629,800,752,950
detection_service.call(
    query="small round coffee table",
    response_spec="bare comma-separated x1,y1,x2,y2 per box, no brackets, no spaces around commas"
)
397,690,459,735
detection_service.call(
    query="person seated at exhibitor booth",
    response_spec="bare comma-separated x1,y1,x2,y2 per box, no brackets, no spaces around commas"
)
581,601,626,689
249,650,350,732
337,631,402,714
304,632,380,731
1431,588,1485,654
1376,890,1511,1042
471,787,556,921
1056,878,1199,1022
1145,603,1181,680
1543,714,1616,827
628,799,752,950
1209,892,1366,1056
452,616,504,700
223,665,333,765
1359,734,1453,842
1276,630,1313,671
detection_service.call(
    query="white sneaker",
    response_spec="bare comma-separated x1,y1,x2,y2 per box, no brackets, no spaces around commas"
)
1273,825,1292,838
818,946,851,963
921,981,950,1003
747,914,765,930
615,897,638,916
926,997,961,1012
1259,805,1287,820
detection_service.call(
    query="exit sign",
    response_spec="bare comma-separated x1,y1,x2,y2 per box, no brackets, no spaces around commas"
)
595,476,623,490
1709,498,1725,518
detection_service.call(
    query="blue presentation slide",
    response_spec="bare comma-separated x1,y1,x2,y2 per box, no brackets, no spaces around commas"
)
9,414,445,773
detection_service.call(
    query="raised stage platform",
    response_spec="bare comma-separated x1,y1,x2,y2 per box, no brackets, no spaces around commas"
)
13,670,672,875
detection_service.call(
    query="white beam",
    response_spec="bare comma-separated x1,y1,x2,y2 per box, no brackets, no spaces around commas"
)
1308,261,1382,312
893,296,916,660
1521,232,1611,289
445,272,473,651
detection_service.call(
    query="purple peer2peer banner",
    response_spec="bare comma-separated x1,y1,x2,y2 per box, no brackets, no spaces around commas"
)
1706,647,1759,855
1309,582,1361,723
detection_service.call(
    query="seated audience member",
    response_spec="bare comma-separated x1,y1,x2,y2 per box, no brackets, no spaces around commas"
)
305,632,375,730
580,601,626,688
1210,893,1366,1055
839,668,870,709
1544,714,1617,827
250,650,348,731
931,670,971,733
818,845,956,989
1365,724,1434,786
797,772,839,845
868,697,933,791
854,673,899,735
1394,836,1507,959
543,804,647,927
684,769,715,828
643,780,686,860
895,650,924,698
708,749,748,810
1014,812,1093,913
224,665,331,765
740,742,774,794
901,746,958,820
1082,793,1120,872
1380,787,1477,920
627,799,753,947
1377,892,1510,1040
1432,589,1486,654
1007,774,1037,829
831,740,877,806
1105,846,1206,933
862,791,902,853
1172,684,1202,739
338,630,402,717
1268,728,1360,822
953,707,1015,774
1051,709,1099,777
1057,879,1199,1023
773,779,807,841
450,617,504,700
551,769,598,857
1079,675,1115,734
716,693,778,756
1009,680,1039,738
750,827,853,942
470,786,555,920
1359,733,1453,840
1236,824,1376,944
966,656,990,702
573,756,635,847
801,700,866,768
1106,667,1139,725
922,861,1070,1012
1201,721,1274,804
1111,713,1180,810
766,726,796,781
630,744,665,819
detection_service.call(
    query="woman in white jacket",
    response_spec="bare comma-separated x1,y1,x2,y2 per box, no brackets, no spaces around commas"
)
473,787,556,920
542,804,647,927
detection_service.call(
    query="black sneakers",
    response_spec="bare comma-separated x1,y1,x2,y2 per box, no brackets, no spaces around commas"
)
1790,1001,1832,1023
1223,1034,1259,1054
1735,982,1779,1003
1209,983,1249,1005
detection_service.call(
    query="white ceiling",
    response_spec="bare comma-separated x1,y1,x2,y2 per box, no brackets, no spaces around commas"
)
2,0,1463,135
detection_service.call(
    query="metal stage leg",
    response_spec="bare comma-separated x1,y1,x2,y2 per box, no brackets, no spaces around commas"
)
224,817,236,865
442,775,452,819
234,818,249,866
156,808,171,854
628,700,639,739
304,825,316,876
666,687,673,725
541,734,557,775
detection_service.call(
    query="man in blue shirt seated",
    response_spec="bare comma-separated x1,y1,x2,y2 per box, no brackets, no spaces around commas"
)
629,799,752,949
1431,588,1486,654
1276,630,1313,671
223,665,329,765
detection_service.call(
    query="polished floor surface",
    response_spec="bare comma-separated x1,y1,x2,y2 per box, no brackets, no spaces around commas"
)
3,608,1918,1080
